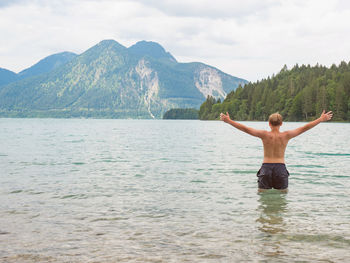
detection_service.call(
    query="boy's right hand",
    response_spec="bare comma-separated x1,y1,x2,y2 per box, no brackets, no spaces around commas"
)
320,110,333,122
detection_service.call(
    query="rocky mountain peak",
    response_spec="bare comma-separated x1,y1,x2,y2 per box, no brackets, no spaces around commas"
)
129,40,177,62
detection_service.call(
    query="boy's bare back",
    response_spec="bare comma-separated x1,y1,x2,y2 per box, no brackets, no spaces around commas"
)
260,130,289,163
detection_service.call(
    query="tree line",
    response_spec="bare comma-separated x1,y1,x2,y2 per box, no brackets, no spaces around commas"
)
199,61,350,121
163,108,199,119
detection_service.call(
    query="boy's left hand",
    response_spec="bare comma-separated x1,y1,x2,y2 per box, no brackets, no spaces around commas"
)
220,112,231,123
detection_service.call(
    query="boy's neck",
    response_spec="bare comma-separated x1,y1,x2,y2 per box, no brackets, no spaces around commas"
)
270,125,281,132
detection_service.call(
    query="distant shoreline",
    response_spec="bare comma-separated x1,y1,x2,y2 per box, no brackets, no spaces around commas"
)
0,116,347,123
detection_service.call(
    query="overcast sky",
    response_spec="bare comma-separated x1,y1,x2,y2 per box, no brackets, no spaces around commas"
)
0,0,350,81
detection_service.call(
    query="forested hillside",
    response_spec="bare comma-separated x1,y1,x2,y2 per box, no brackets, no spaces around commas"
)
199,62,350,121
163,108,198,119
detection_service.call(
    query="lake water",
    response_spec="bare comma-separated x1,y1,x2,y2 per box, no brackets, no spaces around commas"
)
0,119,349,262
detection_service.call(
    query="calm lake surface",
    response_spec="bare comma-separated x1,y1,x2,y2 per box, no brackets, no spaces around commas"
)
0,119,349,262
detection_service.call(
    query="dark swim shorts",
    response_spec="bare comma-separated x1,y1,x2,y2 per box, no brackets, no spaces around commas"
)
257,163,289,189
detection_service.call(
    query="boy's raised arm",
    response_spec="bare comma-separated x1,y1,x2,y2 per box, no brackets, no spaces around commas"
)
286,110,333,139
220,112,266,138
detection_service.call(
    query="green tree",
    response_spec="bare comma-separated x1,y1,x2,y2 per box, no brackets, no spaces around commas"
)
289,92,303,121
316,86,328,115
199,95,216,120
237,99,248,120
334,85,346,120
302,85,313,119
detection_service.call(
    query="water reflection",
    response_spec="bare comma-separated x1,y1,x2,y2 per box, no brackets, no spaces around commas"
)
256,190,288,259
257,190,288,234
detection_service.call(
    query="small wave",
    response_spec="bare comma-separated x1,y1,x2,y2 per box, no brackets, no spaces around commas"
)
289,164,325,168
28,191,45,195
64,139,84,143
319,153,350,156
72,162,85,165
332,175,350,178
190,180,206,183
10,190,22,194
101,159,117,163
137,214,168,219
3,254,56,262
233,170,256,174
29,214,40,219
91,217,129,222
283,234,350,245
305,152,350,156
6,210,26,215
200,254,226,259
31,162,47,166
60,194,87,199
61,194,77,199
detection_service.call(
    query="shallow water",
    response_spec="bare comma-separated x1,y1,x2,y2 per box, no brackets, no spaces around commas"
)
0,119,349,262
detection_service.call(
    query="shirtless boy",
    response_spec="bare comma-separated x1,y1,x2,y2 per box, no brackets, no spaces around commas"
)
220,110,333,191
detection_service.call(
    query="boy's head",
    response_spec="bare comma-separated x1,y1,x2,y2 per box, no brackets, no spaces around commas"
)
268,113,283,126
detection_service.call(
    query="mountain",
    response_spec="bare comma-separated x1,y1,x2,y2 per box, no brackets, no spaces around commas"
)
128,41,177,63
0,52,77,87
18,51,77,79
0,39,248,119
0,68,17,86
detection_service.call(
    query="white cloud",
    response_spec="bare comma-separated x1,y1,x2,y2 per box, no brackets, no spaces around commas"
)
129,0,280,18
0,0,349,81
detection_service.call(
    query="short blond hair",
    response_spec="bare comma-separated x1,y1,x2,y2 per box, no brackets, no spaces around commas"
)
268,113,283,126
